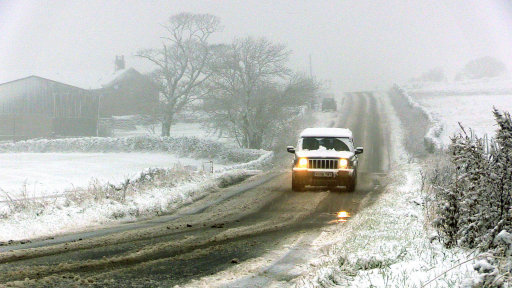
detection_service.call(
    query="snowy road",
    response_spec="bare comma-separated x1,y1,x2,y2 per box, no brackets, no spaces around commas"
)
0,92,391,287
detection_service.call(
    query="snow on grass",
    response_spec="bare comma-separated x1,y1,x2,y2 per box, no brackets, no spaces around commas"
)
297,163,477,288
296,92,478,288
411,93,512,147
0,153,225,199
378,91,409,165
0,169,246,242
402,78,512,148
0,133,273,242
0,150,273,242
0,135,267,201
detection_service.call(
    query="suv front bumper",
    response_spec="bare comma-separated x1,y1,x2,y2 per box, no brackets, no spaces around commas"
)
292,168,354,186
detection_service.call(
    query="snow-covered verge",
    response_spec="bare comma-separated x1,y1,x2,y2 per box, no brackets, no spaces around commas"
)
391,85,444,151
296,93,479,287
391,80,512,286
298,163,477,288
0,149,273,242
420,109,512,287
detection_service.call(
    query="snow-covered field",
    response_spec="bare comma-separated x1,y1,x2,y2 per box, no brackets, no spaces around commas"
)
0,169,267,242
0,133,273,242
407,77,512,95
412,94,512,147
0,153,224,199
114,122,222,140
404,78,512,147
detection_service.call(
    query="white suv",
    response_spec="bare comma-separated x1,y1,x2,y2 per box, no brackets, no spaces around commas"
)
287,128,363,191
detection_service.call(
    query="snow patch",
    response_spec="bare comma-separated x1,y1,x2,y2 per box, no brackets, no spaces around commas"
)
300,127,352,138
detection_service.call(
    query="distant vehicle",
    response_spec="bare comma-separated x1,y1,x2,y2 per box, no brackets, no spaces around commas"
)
321,97,337,112
287,128,363,192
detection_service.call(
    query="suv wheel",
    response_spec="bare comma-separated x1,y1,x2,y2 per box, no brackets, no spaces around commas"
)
346,175,357,192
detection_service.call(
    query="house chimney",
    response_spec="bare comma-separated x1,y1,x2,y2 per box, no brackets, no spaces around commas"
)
115,55,125,71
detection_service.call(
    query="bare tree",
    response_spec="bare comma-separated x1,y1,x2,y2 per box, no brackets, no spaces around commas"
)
136,13,221,136
204,37,318,149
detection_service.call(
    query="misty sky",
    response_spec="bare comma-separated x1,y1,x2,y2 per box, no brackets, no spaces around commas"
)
1,0,511,92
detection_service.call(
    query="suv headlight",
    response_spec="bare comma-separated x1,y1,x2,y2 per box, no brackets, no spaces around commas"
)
339,158,348,169
298,158,308,168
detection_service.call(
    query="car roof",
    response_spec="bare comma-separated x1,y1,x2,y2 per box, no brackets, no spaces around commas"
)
300,128,353,138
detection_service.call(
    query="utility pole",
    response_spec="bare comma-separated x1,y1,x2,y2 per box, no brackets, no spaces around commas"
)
12,115,15,143
96,93,101,137
309,54,313,78
308,54,317,111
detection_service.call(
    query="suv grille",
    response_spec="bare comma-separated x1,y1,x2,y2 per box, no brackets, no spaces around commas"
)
308,159,338,169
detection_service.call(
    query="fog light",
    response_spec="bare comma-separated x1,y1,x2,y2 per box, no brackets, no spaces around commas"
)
298,158,308,168
339,158,348,169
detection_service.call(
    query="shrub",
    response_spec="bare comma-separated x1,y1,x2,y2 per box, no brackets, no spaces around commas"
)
426,108,512,250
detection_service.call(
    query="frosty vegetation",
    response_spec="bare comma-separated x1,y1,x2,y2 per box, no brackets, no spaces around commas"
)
423,109,512,286
202,38,317,149
0,135,265,164
0,141,274,241
455,56,508,81
408,56,508,84
409,66,448,83
136,13,222,137
137,12,319,149
388,85,437,156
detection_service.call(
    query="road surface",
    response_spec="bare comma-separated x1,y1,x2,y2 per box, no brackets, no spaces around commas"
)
0,91,391,287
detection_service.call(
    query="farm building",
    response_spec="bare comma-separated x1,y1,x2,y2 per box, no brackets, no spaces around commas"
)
0,76,99,140
97,56,159,117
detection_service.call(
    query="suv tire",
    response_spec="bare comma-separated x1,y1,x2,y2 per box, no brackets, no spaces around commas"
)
292,178,305,192
346,171,357,192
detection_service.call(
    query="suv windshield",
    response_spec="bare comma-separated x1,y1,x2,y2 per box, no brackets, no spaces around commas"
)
300,137,352,151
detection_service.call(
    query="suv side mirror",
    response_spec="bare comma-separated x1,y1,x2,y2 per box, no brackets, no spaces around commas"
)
287,146,295,154
355,147,364,154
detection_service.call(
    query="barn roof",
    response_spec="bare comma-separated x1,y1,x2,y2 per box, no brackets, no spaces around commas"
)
0,67,145,91
0,75,91,91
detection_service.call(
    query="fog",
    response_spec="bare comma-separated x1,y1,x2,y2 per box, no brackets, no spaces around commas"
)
2,2,512,285
1,0,511,92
